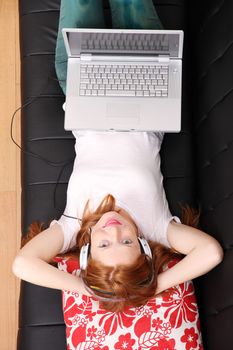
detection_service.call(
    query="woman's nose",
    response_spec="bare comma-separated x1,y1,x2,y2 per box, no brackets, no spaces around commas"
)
104,225,122,240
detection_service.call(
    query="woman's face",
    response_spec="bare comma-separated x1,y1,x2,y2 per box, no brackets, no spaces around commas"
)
90,210,141,266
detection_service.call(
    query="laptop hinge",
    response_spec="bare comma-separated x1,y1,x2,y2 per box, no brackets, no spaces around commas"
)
80,53,171,63
158,55,170,63
80,53,92,61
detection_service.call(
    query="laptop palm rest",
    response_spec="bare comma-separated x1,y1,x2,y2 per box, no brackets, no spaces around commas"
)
106,103,140,124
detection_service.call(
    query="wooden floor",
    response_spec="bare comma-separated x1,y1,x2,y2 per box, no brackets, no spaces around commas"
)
0,0,21,349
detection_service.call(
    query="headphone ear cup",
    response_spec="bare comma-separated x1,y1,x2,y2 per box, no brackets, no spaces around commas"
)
80,244,90,270
138,237,152,259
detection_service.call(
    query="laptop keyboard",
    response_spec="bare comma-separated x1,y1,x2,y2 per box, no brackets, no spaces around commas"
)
79,64,168,97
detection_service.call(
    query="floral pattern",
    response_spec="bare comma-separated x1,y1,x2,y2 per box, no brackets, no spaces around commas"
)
57,258,203,349
181,327,199,350
115,333,136,350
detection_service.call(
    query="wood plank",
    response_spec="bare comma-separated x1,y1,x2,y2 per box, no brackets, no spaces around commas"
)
0,192,19,350
0,0,19,192
0,0,21,349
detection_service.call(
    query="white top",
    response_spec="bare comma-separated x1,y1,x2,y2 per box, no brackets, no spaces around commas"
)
52,131,180,253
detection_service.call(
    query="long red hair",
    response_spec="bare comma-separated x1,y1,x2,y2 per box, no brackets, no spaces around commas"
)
22,194,200,312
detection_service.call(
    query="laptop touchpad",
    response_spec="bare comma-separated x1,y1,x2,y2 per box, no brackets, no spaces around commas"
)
106,103,140,123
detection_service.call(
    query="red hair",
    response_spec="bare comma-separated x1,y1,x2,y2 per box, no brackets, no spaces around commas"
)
22,194,200,312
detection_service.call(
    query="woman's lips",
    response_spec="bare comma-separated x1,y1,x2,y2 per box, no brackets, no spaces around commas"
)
103,219,122,228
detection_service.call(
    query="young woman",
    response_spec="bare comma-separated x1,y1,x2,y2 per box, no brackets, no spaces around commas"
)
12,130,223,309
13,0,223,348
13,131,222,348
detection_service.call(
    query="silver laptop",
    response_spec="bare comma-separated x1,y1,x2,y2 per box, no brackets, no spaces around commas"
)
62,28,184,132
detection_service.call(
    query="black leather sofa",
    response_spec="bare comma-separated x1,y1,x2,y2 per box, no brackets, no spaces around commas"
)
18,0,232,349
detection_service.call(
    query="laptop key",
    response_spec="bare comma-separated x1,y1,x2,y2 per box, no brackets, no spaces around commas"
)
80,78,90,84
105,90,136,97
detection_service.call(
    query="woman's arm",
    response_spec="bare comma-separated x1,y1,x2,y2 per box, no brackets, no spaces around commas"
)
156,221,224,294
12,223,91,295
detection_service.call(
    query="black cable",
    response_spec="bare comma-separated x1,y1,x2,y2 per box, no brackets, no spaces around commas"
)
10,65,75,209
10,68,74,167
53,159,74,208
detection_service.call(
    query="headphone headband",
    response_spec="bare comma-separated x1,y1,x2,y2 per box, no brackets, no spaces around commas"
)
80,237,154,302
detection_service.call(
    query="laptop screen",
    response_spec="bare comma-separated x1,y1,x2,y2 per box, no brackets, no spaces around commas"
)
65,30,182,58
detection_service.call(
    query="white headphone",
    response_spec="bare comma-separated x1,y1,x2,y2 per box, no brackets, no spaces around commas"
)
137,237,153,259
79,237,152,270
80,243,90,270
